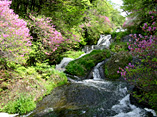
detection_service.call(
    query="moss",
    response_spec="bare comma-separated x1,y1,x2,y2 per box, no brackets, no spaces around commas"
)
65,49,111,77
111,30,130,42
109,42,128,52
61,50,84,59
104,51,132,79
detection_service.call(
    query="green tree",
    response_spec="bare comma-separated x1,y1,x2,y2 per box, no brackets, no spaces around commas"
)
121,0,156,31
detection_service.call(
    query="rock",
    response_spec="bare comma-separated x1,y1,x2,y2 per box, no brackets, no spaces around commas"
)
28,83,113,116
65,50,111,79
103,51,132,79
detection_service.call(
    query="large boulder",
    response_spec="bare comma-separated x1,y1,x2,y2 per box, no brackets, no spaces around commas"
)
28,83,111,117
103,51,132,79
65,49,111,80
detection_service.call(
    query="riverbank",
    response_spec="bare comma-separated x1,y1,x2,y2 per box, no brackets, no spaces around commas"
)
0,62,67,115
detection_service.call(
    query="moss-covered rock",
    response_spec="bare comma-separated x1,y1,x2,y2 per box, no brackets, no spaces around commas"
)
65,49,111,78
109,42,128,53
104,51,132,79
60,50,85,59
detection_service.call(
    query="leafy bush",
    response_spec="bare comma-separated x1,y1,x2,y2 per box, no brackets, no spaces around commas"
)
28,14,65,55
0,1,32,64
118,12,157,110
0,62,67,114
27,14,81,64
104,51,132,79
111,30,130,42
4,94,36,114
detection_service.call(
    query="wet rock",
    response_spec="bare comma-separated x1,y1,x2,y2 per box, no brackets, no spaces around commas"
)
29,82,115,117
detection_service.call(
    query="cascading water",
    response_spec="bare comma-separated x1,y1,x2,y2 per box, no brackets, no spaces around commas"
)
97,35,111,47
82,34,111,53
19,34,156,117
25,61,156,117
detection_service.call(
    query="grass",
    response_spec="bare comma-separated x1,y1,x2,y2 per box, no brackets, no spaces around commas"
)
0,62,67,114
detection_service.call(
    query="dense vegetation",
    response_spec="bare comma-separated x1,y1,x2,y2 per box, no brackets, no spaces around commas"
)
119,0,157,111
0,0,156,115
0,0,125,114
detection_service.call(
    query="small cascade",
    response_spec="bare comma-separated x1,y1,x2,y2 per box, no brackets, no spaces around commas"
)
82,34,111,53
27,60,156,117
97,35,111,48
93,61,105,80
56,57,74,71
28,33,156,117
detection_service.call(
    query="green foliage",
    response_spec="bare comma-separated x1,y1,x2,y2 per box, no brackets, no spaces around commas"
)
109,42,128,52
126,65,157,110
44,70,67,95
10,0,125,47
65,49,111,77
26,43,46,66
104,51,132,79
4,94,36,114
0,58,7,70
119,11,157,110
121,0,156,31
60,51,85,59
0,62,67,114
111,30,130,42
84,22,112,44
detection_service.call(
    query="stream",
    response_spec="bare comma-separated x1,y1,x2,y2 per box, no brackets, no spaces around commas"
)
24,35,156,117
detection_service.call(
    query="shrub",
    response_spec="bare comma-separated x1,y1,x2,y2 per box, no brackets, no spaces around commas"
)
28,14,65,55
27,14,81,64
104,51,132,79
4,94,36,114
118,12,157,109
0,1,32,64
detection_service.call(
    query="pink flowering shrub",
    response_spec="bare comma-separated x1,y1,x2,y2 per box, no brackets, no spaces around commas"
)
99,15,110,23
27,14,80,64
118,12,157,109
28,14,65,55
0,0,32,64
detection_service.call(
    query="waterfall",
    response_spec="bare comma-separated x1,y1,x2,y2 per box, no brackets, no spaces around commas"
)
25,34,156,117
82,34,111,53
97,35,111,48
93,61,105,80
